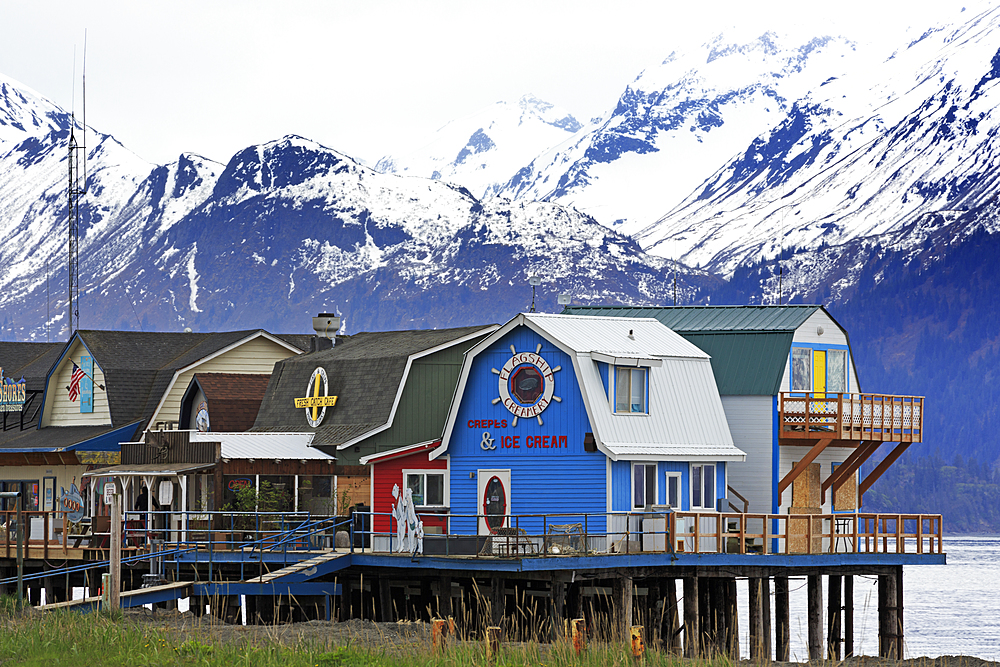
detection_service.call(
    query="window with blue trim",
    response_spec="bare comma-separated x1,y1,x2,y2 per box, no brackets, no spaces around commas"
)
691,463,716,510
615,367,647,414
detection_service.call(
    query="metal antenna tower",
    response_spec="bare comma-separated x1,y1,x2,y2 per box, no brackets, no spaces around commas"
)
67,34,87,337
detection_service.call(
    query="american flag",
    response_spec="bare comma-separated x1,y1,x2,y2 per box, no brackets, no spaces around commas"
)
68,362,85,402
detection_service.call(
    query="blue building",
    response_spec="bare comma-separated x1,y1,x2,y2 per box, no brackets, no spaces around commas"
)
431,313,744,549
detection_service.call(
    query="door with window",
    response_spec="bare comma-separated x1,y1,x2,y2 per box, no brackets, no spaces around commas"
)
477,469,510,535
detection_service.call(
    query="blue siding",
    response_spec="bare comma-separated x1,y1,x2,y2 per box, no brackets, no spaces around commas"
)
597,362,609,396
717,461,727,510
659,461,688,511
448,326,607,535
611,460,630,511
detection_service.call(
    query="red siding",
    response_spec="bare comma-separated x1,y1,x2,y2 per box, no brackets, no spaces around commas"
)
371,450,448,534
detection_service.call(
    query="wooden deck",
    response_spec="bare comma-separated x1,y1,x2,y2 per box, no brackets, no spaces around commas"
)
779,392,923,443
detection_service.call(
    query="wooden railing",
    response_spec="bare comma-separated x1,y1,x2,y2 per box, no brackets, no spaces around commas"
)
670,512,943,555
779,392,923,442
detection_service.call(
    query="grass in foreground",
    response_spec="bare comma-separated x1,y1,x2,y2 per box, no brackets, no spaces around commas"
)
0,600,715,667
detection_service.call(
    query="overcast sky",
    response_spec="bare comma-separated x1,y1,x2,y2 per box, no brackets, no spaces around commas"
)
0,1,968,167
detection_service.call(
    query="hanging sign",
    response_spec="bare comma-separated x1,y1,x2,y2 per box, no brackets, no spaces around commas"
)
492,345,561,426
103,482,117,506
0,368,26,413
294,367,338,427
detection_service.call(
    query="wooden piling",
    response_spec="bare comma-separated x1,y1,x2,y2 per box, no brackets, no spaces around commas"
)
439,575,452,619
879,568,901,658
490,576,504,626
827,574,842,660
844,575,854,658
664,577,681,654
749,577,763,662
683,576,699,658
551,578,566,638
807,575,822,660
762,576,772,661
571,618,587,655
614,575,633,640
896,565,905,660
378,577,392,622
774,576,790,662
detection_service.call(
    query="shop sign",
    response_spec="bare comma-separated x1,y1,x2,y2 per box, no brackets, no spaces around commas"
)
294,367,338,427
228,478,253,491
0,368,26,413
492,346,561,426
195,401,210,432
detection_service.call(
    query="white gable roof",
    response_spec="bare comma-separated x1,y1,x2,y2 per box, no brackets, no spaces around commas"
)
190,431,328,460
436,313,743,462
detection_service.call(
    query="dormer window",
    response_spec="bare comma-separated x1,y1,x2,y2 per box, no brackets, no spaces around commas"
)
615,367,647,414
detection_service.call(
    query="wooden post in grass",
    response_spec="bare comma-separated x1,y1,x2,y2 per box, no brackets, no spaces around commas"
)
630,625,645,659
109,491,122,611
571,618,587,655
485,626,501,660
432,618,448,652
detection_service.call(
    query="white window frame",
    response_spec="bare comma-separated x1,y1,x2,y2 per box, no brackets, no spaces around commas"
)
402,469,448,508
612,366,648,414
631,462,657,510
690,463,717,511
665,472,682,510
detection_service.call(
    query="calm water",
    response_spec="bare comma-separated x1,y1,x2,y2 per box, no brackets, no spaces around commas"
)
737,536,1000,661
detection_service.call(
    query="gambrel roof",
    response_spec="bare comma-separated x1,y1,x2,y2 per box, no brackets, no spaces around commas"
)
437,313,743,462
563,305,849,396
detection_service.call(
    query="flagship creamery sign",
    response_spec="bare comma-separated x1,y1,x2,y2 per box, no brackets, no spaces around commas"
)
0,368,26,413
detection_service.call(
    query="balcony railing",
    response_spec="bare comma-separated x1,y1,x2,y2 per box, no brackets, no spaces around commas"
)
779,392,923,442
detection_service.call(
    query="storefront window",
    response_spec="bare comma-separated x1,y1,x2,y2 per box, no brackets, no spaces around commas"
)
298,475,335,515
404,472,445,507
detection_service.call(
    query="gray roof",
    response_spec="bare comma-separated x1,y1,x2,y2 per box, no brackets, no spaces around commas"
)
0,342,64,391
74,330,308,430
0,423,143,451
253,326,492,448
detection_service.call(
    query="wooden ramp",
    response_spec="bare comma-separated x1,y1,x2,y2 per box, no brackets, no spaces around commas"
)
248,551,349,583
42,580,192,612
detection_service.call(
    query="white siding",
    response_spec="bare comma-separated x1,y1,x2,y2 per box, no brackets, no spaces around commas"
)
777,444,857,513
149,336,298,427
41,340,112,427
779,310,860,393
721,396,775,513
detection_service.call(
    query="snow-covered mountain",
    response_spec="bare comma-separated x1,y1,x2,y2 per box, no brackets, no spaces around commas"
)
638,2,1000,282
0,74,710,340
375,94,584,200
493,31,866,234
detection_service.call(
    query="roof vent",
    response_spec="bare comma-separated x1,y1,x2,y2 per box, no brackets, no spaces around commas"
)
311,313,340,352
628,329,635,340
816,326,825,336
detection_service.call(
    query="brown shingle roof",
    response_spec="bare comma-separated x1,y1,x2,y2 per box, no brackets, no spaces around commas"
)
191,373,271,432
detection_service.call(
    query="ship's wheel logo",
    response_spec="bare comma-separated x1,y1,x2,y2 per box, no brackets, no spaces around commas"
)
492,344,562,426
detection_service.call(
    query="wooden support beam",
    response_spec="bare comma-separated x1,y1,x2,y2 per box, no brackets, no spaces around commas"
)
844,575,854,658
749,578,763,662
778,439,833,496
860,442,912,497
683,577,699,658
378,577,393,622
807,575,822,661
827,574,842,661
896,565,905,660
762,577,772,662
491,576,504,626
613,575,633,640
551,577,566,639
774,576,789,662
439,575,452,619
822,441,879,502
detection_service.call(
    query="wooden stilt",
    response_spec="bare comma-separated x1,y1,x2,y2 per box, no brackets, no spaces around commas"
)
665,578,681,654
490,576,504,626
440,575,452,619
828,574,842,660
879,571,900,658
896,565,905,660
775,576,791,661
683,576,699,658
613,575,633,640
807,575,822,660
340,577,353,621
749,577,763,662
567,581,581,620
727,578,739,660
844,575,854,658
378,577,393,622
762,577,772,661
551,578,566,638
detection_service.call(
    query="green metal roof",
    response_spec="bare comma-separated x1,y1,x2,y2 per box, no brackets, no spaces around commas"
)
562,305,822,333
562,305,829,395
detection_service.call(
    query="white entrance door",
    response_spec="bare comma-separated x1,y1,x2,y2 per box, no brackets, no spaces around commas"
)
477,469,511,535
